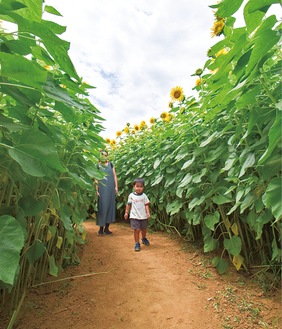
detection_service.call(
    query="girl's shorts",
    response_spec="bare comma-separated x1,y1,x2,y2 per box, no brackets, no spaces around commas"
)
130,218,147,230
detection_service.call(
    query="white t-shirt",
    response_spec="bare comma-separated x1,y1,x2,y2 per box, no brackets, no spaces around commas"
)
127,192,150,220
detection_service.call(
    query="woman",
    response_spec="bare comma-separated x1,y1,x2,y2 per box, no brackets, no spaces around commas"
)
95,150,118,235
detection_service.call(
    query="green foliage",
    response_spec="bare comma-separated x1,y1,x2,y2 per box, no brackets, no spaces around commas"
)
112,0,281,275
0,0,105,319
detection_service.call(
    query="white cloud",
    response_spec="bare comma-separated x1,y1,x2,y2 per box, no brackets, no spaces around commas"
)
45,0,217,138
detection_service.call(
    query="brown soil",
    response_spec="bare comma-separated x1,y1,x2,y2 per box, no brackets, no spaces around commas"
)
4,220,282,329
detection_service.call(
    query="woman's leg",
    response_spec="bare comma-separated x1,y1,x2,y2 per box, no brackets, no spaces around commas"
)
104,223,112,235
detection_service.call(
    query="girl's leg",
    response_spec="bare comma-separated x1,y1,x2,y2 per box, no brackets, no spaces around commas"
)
134,229,140,243
141,228,147,239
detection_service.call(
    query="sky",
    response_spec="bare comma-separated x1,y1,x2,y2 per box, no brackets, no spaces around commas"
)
43,1,225,139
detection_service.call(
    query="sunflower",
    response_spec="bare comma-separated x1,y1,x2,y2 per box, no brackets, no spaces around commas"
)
195,78,202,86
150,117,155,124
170,86,184,102
139,120,147,129
160,111,169,121
110,139,116,145
105,138,111,143
168,101,173,108
116,130,122,137
134,124,139,131
210,19,225,38
124,126,130,134
131,129,136,134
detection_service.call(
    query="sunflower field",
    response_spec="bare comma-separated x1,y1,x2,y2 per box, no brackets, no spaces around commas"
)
0,0,105,326
111,0,281,277
0,0,281,327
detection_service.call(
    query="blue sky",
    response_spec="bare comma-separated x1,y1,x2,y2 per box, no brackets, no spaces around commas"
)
43,1,225,138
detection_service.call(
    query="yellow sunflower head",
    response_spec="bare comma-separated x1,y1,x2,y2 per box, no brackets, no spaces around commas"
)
124,126,130,134
168,101,173,108
116,130,122,137
150,117,155,124
134,124,139,131
170,86,184,102
110,139,116,146
131,129,136,134
160,111,169,121
195,78,202,86
210,19,225,38
139,120,147,129
105,138,111,143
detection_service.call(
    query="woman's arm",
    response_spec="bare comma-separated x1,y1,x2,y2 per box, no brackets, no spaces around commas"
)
112,167,118,194
94,179,100,197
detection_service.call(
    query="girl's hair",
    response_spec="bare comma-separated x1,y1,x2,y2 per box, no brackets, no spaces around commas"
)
133,178,145,186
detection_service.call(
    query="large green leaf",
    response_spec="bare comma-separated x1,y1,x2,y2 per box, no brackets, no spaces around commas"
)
0,215,25,285
0,53,47,89
18,196,45,216
216,0,244,17
204,211,220,231
8,127,66,177
212,256,228,275
262,177,282,221
246,28,279,75
224,235,242,256
166,199,183,216
26,240,45,265
258,110,282,164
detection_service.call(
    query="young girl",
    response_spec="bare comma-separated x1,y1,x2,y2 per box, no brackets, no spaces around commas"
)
124,178,151,251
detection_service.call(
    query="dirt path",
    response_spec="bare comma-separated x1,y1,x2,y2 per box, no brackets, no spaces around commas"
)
9,221,281,329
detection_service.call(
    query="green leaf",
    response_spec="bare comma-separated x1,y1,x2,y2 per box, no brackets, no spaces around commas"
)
236,85,261,109
179,173,192,188
239,153,255,178
204,211,220,231
271,238,281,262
0,215,25,285
199,131,218,147
48,255,59,276
0,53,47,89
216,0,244,17
188,196,205,210
212,256,228,275
166,199,182,215
8,127,66,177
18,196,45,216
43,77,85,110
246,28,279,75
212,194,233,205
262,177,282,221
258,111,282,164
44,5,63,16
204,235,219,253
151,174,163,186
224,236,242,256
153,159,161,169
26,240,45,265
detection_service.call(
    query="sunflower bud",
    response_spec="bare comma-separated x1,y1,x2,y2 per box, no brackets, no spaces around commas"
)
195,68,203,76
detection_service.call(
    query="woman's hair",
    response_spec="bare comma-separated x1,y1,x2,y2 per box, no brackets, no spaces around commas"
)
100,149,108,156
133,178,145,186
